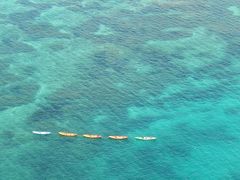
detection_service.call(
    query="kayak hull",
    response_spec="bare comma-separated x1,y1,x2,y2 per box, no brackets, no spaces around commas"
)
32,131,51,135
83,134,102,139
135,137,157,140
58,132,78,137
108,136,128,140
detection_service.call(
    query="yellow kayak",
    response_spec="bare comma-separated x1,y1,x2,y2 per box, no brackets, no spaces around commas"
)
83,134,102,139
108,136,128,140
58,132,78,137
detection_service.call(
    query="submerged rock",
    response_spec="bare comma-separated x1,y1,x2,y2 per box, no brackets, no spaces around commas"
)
0,39,35,54
18,22,70,39
0,81,40,111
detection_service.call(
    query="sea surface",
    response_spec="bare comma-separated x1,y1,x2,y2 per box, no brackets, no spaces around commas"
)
0,0,240,179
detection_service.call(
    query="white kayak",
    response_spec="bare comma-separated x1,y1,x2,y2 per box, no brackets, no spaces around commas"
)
135,137,157,141
32,131,51,135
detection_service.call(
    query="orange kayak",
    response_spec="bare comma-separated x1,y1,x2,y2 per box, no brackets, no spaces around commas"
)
83,134,102,139
58,132,78,137
108,136,128,140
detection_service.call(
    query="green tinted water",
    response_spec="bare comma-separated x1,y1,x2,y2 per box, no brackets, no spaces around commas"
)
0,0,240,179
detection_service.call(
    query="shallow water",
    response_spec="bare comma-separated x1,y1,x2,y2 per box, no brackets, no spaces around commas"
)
0,0,240,179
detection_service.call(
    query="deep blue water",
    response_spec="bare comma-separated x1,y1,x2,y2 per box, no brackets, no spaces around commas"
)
0,0,240,179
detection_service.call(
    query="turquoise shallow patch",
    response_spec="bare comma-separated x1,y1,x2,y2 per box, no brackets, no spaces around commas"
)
228,6,240,16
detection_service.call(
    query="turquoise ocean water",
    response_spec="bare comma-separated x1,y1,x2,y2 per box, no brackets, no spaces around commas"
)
0,0,240,179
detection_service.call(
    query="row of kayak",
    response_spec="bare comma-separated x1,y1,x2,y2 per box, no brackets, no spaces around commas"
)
32,131,157,141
